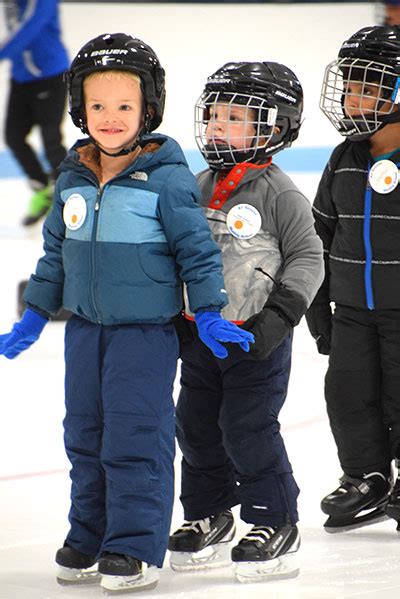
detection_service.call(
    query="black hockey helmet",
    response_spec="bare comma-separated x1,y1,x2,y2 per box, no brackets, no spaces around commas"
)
195,61,303,170
67,33,165,134
320,25,400,140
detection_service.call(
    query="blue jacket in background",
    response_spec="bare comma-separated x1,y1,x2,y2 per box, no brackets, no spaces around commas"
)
24,134,228,324
0,0,69,82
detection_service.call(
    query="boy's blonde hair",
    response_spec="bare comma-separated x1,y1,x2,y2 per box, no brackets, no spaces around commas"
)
84,70,142,88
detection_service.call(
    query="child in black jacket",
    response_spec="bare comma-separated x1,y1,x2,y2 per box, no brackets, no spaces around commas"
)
307,24,400,533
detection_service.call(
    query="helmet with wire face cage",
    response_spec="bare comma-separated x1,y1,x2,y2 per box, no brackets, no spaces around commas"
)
194,61,303,170
67,33,165,134
320,25,400,141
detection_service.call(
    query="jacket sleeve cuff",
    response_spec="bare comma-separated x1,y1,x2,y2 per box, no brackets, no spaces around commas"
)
265,284,308,327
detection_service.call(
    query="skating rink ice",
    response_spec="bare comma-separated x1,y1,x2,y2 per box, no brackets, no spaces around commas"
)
2,173,400,599
2,1,400,597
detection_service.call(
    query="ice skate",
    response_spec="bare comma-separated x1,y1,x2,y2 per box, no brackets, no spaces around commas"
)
231,523,300,583
385,478,400,532
98,553,159,594
168,509,235,571
22,183,53,226
321,472,391,533
55,543,99,585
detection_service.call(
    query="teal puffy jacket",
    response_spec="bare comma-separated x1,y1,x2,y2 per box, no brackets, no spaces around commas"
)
24,134,228,325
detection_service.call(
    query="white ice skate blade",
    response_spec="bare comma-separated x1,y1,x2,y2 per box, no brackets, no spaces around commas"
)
56,564,100,585
100,565,159,595
234,551,299,584
169,540,233,572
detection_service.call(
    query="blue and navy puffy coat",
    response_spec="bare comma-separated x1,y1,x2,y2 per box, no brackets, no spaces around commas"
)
0,0,68,83
24,135,228,324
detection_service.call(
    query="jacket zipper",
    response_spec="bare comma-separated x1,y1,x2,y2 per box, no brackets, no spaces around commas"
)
90,186,103,322
363,178,374,311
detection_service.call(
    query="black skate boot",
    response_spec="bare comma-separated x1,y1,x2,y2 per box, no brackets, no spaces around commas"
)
55,542,99,585
231,523,300,583
385,478,400,532
98,552,159,593
321,472,391,533
168,509,235,571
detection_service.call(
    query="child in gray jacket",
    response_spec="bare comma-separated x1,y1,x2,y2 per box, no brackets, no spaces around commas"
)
168,61,324,583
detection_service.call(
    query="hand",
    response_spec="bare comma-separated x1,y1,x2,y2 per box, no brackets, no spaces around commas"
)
0,308,48,359
241,284,308,360
242,307,291,360
305,303,332,355
195,311,254,359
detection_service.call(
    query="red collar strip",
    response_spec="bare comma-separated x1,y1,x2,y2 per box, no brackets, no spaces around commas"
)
209,159,272,210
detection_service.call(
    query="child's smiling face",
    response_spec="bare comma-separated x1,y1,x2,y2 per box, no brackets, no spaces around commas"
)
84,71,144,154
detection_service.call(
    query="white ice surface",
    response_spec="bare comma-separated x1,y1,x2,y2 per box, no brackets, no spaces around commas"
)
1,175,400,599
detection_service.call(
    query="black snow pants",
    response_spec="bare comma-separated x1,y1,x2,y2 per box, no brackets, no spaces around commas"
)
326,304,400,478
5,72,67,186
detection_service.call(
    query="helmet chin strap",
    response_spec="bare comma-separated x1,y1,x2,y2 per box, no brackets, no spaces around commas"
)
89,135,141,158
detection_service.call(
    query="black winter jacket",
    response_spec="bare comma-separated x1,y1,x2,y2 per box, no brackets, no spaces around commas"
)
312,139,400,310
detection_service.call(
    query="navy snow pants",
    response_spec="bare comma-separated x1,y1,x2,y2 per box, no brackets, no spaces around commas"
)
63,316,178,567
176,326,299,527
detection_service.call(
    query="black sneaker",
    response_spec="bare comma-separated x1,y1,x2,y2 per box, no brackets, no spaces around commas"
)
232,523,300,583
55,543,98,585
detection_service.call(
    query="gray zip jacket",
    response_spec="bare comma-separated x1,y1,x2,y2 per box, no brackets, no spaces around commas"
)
186,161,324,323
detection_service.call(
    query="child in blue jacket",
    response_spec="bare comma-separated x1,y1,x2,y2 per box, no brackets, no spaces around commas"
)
0,0,69,225
0,33,253,594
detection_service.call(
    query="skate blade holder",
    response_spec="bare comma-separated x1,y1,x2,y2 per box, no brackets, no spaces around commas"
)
56,564,100,585
169,541,233,572
323,506,389,533
234,551,300,584
100,564,159,594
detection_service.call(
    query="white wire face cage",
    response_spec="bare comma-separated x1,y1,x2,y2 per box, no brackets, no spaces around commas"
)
320,57,400,139
194,91,278,168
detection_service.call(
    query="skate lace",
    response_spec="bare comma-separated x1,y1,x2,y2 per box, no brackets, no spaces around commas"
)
241,525,276,545
176,518,211,535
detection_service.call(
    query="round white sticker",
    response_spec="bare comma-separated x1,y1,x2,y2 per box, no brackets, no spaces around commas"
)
63,193,87,230
226,203,262,239
368,159,399,194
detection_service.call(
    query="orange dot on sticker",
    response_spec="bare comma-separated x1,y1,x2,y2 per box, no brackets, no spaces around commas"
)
71,214,78,224
384,176,392,185
234,220,243,229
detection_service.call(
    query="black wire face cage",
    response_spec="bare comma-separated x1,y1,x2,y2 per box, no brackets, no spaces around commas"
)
320,57,400,140
194,90,278,169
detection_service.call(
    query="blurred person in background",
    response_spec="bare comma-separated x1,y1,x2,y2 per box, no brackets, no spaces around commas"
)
0,0,68,226
377,0,400,24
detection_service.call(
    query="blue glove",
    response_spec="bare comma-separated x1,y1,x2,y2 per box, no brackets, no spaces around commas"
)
195,311,254,359
0,308,48,359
